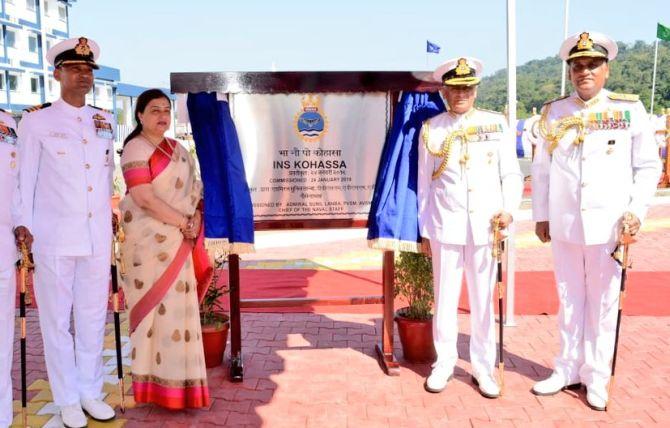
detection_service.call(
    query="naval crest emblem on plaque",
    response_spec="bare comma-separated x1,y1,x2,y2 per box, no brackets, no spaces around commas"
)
294,94,328,143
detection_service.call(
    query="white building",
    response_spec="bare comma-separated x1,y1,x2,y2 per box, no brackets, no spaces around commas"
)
0,0,118,112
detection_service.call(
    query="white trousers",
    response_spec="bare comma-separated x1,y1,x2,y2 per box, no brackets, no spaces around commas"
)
431,230,497,376
0,266,16,427
33,253,110,407
551,240,621,389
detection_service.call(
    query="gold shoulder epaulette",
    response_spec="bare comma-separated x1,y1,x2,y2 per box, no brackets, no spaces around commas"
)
89,105,112,114
23,102,52,113
608,92,639,102
543,95,569,106
476,108,504,116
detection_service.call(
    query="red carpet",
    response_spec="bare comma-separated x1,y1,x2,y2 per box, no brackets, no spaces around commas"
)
18,269,669,316
227,269,670,316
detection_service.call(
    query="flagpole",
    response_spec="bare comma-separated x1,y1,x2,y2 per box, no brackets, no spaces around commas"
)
560,0,570,96
651,38,659,114
505,0,517,327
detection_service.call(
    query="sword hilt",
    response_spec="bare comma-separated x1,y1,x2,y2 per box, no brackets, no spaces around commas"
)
19,243,34,271
112,227,127,277
18,243,33,305
492,218,506,261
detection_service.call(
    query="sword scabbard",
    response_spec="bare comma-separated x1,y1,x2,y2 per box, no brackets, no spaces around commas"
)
119,379,126,413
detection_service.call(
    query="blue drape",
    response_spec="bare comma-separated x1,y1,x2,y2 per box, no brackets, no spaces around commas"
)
186,92,255,256
367,91,446,252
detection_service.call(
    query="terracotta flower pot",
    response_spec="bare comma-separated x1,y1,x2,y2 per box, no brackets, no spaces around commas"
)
201,315,230,368
395,310,436,364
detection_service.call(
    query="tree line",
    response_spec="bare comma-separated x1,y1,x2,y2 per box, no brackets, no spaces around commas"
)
476,40,670,118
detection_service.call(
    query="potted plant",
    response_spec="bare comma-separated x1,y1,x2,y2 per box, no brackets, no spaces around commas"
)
394,251,436,364
200,268,230,368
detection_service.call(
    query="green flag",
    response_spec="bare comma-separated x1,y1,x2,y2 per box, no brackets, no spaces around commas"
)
658,22,670,41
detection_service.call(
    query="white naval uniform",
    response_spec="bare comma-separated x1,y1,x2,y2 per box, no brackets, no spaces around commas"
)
531,89,661,389
18,99,115,407
0,111,19,428
418,108,523,375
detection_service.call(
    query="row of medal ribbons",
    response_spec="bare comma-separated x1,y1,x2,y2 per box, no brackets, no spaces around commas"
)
585,110,631,130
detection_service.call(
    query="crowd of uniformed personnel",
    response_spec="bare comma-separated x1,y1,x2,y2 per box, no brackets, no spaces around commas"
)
0,29,663,427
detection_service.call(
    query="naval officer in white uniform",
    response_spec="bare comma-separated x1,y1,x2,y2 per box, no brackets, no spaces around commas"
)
531,31,661,410
0,109,21,428
418,57,523,398
14,37,117,427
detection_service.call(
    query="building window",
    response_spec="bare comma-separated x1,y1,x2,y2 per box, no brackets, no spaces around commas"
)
58,4,67,21
0,74,5,91
28,35,38,53
44,0,50,15
30,77,40,94
107,87,113,99
48,77,54,92
8,74,18,92
26,0,37,11
5,30,15,49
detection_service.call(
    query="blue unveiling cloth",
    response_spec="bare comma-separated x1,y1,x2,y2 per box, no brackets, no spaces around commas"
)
186,92,255,258
367,91,446,252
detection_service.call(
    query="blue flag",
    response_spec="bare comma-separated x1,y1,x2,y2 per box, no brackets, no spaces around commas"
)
426,40,440,54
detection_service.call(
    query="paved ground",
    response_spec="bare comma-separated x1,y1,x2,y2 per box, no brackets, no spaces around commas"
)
10,312,670,427
10,197,670,427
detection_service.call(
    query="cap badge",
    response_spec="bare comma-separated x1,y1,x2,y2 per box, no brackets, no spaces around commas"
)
577,32,593,51
74,37,91,56
455,58,471,76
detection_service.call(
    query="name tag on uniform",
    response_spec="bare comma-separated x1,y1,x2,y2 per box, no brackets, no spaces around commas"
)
49,131,69,139
94,119,114,140
0,124,17,145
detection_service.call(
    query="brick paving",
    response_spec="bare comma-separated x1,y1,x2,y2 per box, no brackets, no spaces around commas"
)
9,198,670,427
11,312,670,427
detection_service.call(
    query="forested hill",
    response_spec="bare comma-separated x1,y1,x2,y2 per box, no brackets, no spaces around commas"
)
476,40,670,118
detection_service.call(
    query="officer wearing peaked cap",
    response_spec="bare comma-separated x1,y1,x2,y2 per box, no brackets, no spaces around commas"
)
0,108,20,428
418,57,523,398
531,31,661,410
13,36,117,428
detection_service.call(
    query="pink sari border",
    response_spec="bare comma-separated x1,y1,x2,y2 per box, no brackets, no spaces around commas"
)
123,167,152,189
132,381,210,410
128,239,193,333
148,138,176,179
193,211,214,304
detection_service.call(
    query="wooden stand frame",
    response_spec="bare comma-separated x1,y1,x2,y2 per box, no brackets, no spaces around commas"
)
171,72,440,381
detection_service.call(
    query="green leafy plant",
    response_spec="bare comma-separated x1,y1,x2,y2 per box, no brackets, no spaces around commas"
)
200,272,229,329
112,175,123,196
394,251,434,321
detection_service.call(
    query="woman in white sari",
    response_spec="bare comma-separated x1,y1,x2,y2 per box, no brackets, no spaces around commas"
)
119,89,212,409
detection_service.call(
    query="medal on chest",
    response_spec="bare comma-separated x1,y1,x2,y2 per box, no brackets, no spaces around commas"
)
93,115,114,139
0,123,17,145
587,110,630,131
